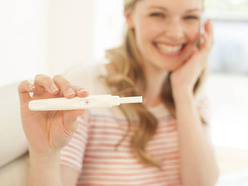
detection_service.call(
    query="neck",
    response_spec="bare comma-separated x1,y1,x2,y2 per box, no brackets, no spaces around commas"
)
143,65,168,107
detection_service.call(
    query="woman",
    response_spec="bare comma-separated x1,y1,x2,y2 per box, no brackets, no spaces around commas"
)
18,0,219,185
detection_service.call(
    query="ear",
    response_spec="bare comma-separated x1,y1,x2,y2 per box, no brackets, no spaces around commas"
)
125,9,134,29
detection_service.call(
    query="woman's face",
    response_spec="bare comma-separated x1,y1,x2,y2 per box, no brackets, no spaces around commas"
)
126,0,203,72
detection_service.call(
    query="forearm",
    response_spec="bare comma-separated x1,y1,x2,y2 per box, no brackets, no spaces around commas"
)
28,150,63,186
173,90,219,186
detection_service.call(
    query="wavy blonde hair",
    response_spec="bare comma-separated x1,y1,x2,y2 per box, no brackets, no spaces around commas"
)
103,0,208,168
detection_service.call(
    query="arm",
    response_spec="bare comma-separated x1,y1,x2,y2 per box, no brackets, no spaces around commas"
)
171,20,219,186
27,152,62,186
61,165,80,186
18,75,87,186
173,89,219,186
27,146,80,186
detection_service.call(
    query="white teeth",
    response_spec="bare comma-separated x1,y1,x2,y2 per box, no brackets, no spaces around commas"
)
157,44,183,54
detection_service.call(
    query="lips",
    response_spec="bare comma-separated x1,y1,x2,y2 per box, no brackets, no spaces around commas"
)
155,43,185,56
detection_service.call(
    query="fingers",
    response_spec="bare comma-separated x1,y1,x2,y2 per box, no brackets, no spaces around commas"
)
32,74,88,99
60,109,86,139
53,75,78,98
34,74,59,95
18,80,35,104
53,75,88,98
64,110,86,125
200,19,214,53
204,19,214,39
73,86,89,97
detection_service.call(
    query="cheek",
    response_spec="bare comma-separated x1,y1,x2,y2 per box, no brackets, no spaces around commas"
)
186,25,201,42
137,21,162,43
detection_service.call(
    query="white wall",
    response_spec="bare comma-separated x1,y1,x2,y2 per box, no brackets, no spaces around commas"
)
93,0,124,60
0,0,123,85
0,0,96,85
46,0,95,75
0,0,47,86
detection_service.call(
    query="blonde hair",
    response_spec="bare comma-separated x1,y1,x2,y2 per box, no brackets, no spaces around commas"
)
103,0,208,168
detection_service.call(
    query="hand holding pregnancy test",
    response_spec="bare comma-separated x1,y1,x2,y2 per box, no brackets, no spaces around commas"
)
29,95,142,111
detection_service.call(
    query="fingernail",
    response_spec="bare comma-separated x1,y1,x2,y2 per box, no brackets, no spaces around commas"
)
50,83,58,92
78,88,85,93
28,83,35,90
66,87,75,95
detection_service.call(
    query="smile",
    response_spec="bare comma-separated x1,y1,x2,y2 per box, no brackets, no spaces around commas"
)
155,43,185,56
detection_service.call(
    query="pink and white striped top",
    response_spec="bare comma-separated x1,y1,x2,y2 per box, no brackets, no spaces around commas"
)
60,62,210,186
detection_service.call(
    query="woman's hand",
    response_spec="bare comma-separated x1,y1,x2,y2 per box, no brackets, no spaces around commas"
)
18,74,88,156
170,20,214,95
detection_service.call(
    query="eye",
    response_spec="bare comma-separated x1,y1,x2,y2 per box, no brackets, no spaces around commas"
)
150,13,165,18
184,15,199,20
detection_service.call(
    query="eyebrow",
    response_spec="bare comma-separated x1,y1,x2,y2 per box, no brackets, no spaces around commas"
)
148,6,201,13
148,6,168,11
185,8,201,13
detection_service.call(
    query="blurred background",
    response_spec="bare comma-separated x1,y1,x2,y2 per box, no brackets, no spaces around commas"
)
0,0,248,185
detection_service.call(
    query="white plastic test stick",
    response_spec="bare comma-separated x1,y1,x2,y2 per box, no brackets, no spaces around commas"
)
29,95,142,111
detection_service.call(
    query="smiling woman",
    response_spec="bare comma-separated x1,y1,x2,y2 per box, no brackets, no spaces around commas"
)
102,0,218,185
124,0,203,72
17,0,219,186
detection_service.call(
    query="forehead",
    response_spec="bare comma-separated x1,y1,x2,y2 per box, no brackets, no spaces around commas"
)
136,0,203,12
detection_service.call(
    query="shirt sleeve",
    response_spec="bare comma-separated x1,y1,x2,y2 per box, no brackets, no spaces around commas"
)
60,112,90,172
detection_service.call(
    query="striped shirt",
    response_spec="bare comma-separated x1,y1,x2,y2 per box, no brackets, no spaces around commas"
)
60,62,211,186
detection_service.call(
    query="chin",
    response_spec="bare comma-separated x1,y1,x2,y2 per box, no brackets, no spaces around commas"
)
157,59,184,72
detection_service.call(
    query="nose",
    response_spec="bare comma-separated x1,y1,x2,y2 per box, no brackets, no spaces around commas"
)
165,19,184,41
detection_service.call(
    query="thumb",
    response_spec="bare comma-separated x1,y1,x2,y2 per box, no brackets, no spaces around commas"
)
62,110,86,135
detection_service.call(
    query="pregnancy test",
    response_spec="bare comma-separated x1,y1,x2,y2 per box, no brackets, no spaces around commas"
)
29,95,142,111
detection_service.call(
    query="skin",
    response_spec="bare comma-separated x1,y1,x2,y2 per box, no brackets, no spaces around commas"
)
18,0,219,185
126,0,219,185
125,0,207,106
127,0,202,72
18,75,87,186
